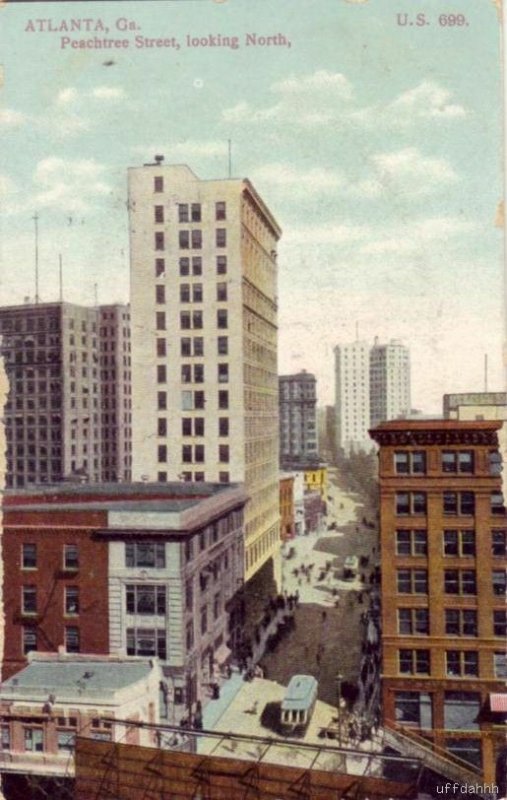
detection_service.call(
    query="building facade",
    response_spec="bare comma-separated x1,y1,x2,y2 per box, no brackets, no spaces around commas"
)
334,340,371,455
279,371,318,468
369,419,506,783
370,338,411,429
2,482,246,722
128,160,281,584
0,653,161,779
279,474,295,542
0,301,131,488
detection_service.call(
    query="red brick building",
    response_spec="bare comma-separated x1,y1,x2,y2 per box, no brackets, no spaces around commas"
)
369,419,506,784
279,474,295,541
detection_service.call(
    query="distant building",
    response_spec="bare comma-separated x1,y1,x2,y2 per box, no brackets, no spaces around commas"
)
370,338,411,429
279,473,295,541
2,482,246,723
334,340,371,455
128,160,281,586
370,418,507,784
0,653,161,779
0,301,131,488
334,337,411,455
279,371,318,468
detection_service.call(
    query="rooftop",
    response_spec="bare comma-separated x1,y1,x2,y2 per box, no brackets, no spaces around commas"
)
370,418,502,433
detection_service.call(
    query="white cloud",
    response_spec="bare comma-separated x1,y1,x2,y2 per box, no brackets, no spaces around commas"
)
56,87,79,106
350,81,467,129
32,157,110,212
272,70,353,99
359,216,475,256
90,86,126,101
0,108,25,127
353,147,458,198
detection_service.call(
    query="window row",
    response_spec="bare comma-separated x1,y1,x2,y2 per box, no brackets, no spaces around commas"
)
181,445,229,463
21,544,79,571
397,608,507,637
396,569,507,595
394,449,502,476
154,229,227,251
398,649,506,678
395,529,505,557
395,491,505,516
23,625,79,655
180,363,229,384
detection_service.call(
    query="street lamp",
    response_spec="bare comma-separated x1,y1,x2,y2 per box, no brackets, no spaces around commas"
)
336,672,343,746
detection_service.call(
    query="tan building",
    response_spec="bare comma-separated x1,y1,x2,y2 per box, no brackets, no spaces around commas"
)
369,419,506,784
128,160,281,583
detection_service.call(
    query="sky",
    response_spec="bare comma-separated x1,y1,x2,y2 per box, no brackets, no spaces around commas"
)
0,0,504,411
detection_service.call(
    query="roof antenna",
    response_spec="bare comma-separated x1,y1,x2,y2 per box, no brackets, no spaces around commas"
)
32,212,40,304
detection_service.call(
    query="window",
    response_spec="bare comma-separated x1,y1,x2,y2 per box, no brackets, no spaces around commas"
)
154,205,164,224
23,626,37,654
64,545,79,570
179,231,190,249
180,311,191,330
57,731,75,753
491,492,505,516
395,492,426,515
396,569,428,594
1,726,10,751
22,543,37,569
127,628,166,660
492,530,506,557
394,691,433,728
191,203,201,222
65,587,79,615
193,284,203,302
218,390,229,410
65,627,80,653
444,570,476,595
158,445,167,463
181,365,192,383
399,649,430,675
186,622,194,650
180,284,190,303
446,651,479,677
443,492,475,516
155,232,165,251
396,530,427,556
156,312,166,331
158,392,167,410
158,418,167,437
494,652,507,679
178,204,189,223
194,418,205,436
489,450,502,475
155,258,165,277
217,309,228,329
445,739,482,770
179,257,190,276
182,445,192,463
217,336,228,355
194,391,205,409
216,201,226,220
194,364,204,383
182,418,192,436
443,530,476,557
22,586,37,614
394,451,426,474
216,229,226,247
191,230,202,249
218,363,229,383
444,692,480,730
125,542,166,568
192,311,203,329
192,257,202,275
195,445,205,463
157,365,166,384
492,570,506,596
24,728,44,752
156,338,166,357
218,418,229,437
216,282,228,302
219,445,229,463
219,471,230,484
445,609,477,636
442,450,474,473
493,610,507,636
181,337,191,356
126,585,166,615
217,255,227,274
154,176,164,193
398,609,429,635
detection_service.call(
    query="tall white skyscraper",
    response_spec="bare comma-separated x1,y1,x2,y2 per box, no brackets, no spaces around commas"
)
334,340,371,454
334,337,411,454
370,338,411,429
128,160,281,584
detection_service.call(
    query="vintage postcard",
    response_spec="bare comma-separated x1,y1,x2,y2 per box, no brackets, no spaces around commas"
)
0,0,505,798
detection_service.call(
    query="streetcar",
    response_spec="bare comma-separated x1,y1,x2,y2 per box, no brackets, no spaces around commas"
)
280,674,318,735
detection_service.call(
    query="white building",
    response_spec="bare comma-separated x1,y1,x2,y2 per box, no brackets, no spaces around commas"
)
128,159,282,585
334,340,371,455
369,337,411,429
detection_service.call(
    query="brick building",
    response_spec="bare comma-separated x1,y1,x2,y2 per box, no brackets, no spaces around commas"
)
2,482,246,722
279,473,295,541
369,419,506,783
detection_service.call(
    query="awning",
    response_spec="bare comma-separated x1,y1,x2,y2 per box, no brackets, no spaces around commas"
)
490,693,507,712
